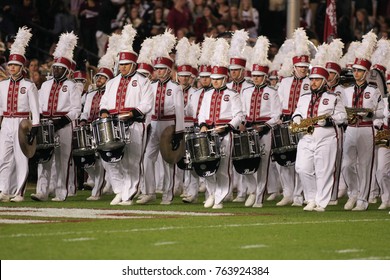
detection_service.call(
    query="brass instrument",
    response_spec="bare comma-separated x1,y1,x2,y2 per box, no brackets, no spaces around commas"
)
375,129,390,148
289,114,330,135
345,107,374,125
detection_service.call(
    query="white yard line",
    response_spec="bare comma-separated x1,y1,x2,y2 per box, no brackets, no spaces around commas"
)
240,244,268,249
335,249,364,254
0,218,389,239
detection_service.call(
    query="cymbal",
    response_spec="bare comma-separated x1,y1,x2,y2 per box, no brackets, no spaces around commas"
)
18,119,37,158
159,125,185,164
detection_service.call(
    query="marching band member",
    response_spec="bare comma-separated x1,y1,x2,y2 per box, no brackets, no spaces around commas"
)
226,29,253,203
138,30,185,205
31,32,82,202
175,39,200,203
99,25,154,206
198,38,245,209
368,39,390,204
292,44,347,211
341,31,384,211
0,27,40,202
276,28,311,207
184,37,216,203
324,38,345,205
375,74,390,210
240,36,282,208
79,39,116,201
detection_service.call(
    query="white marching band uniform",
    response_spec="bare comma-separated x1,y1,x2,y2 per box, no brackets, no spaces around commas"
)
293,87,347,209
37,77,82,200
198,85,244,207
100,71,154,203
241,83,282,206
0,76,40,198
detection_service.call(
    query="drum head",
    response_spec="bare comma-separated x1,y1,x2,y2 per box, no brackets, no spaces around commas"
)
233,157,261,175
192,159,220,177
32,148,54,164
73,154,95,168
271,150,296,166
177,157,192,170
98,146,125,163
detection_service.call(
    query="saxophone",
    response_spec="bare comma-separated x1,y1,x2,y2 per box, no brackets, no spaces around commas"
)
289,114,331,135
375,129,390,148
345,107,374,125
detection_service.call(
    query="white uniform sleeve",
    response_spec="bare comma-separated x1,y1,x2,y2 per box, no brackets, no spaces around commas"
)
27,82,40,126
136,77,154,115
66,82,82,121
267,90,282,126
229,91,244,129
331,95,347,125
174,85,185,133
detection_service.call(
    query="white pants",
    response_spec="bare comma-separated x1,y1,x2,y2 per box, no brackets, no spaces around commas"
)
342,126,375,209
295,127,338,208
376,146,390,204
143,120,176,201
36,123,73,200
0,118,29,196
204,132,233,205
85,157,105,197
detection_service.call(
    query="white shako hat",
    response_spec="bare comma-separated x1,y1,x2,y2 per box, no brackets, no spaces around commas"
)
52,31,78,70
292,27,310,67
339,41,361,69
371,38,390,74
198,37,216,77
276,38,295,78
251,36,271,76
228,29,249,70
118,24,138,64
352,30,377,71
175,37,192,76
137,37,154,75
188,41,200,78
96,34,119,80
210,38,230,79
325,38,344,75
8,26,32,66
151,29,176,69
309,43,329,80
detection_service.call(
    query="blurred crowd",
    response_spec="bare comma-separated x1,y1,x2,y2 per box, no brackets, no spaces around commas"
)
1,0,390,88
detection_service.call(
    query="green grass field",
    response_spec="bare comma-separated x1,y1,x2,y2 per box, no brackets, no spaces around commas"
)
1,186,390,260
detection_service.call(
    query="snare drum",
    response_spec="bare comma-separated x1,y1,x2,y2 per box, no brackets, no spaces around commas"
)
271,123,298,166
72,125,95,157
186,132,221,163
36,119,56,150
91,116,126,151
232,130,261,160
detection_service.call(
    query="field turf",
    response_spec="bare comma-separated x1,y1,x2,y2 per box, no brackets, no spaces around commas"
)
1,186,389,260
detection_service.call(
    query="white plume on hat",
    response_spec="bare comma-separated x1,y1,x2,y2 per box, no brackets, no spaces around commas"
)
175,37,191,66
228,29,249,59
199,37,216,66
277,38,295,77
98,34,119,70
371,38,390,68
137,37,154,65
251,36,270,68
354,29,377,61
293,27,310,56
10,26,32,57
151,29,176,60
189,42,201,69
120,24,137,53
243,45,253,71
53,31,78,61
326,38,344,63
339,41,361,68
310,43,328,67
210,38,230,67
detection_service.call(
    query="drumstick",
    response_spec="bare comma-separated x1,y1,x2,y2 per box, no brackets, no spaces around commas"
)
205,125,228,132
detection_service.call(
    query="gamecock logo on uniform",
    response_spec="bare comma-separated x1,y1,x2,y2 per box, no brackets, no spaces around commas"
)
322,98,329,105
20,87,26,94
263,93,269,100
303,84,309,90
132,80,137,87
166,89,172,96
364,92,370,99
223,95,230,101
62,85,68,92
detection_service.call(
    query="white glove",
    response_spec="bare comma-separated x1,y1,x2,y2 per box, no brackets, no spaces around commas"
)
317,119,326,127
356,111,368,117
293,116,302,125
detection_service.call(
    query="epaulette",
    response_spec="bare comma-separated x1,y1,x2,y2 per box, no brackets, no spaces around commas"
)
301,92,312,97
367,82,378,89
151,79,158,84
170,80,180,86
